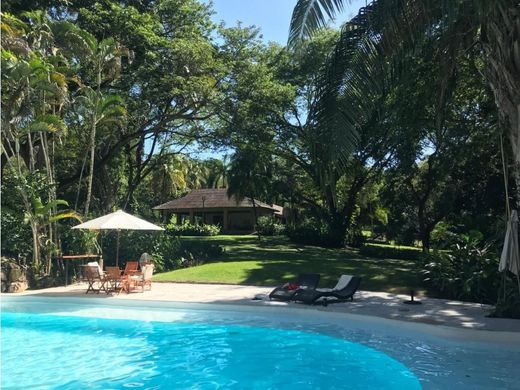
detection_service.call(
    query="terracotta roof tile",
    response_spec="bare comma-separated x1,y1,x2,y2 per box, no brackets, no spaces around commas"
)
153,188,279,211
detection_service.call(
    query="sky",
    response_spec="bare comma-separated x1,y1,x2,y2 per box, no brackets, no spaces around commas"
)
210,0,369,45
191,0,369,159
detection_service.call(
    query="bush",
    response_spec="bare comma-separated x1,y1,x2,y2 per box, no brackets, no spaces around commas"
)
286,219,329,246
431,222,484,250
100,231,224,273
1,207,32,261
177,240,224,266
256,216,285,236
286,219,340,247
346,227,366,248
166,222,220,236
359,244,425,261
421,237,499,303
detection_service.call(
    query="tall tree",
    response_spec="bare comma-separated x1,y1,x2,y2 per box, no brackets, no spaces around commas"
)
289,0,519,208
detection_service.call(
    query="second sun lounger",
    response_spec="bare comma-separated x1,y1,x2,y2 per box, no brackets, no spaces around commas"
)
269,273,321,301
292,275,362,306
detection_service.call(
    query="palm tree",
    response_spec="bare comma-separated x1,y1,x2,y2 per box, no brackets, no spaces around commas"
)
77,85,126,216
1,13,70,269
289,0,519,203
80,36,127,216
149,155,188,204
202,157,230,188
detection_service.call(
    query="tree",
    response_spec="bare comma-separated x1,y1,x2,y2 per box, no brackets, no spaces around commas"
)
73,35,127,216
227,147,273,228
289,0,519,208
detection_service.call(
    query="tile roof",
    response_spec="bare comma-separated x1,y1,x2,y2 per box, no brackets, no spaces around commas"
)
153,188,279,211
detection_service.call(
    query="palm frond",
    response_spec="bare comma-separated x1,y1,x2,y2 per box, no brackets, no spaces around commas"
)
49,211,82,223
24,114,67,134
288,0,348,47
41,199,69,215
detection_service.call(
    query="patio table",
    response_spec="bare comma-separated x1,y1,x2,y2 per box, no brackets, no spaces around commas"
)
59,254,101,286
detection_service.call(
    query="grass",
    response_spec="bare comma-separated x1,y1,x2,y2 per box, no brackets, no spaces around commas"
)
154,235,428,294
364,242,422,251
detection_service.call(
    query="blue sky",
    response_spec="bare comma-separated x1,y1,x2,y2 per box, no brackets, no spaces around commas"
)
210,0,369,45
191,0,369,159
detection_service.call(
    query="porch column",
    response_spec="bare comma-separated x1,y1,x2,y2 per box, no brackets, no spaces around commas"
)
223,209,229,232
176,213,182,225
189,209,194,224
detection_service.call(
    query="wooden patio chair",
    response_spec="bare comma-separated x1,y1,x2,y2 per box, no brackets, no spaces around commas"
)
129,264,155,292
123,261,139,276
105,266,130,294
83,265,109,294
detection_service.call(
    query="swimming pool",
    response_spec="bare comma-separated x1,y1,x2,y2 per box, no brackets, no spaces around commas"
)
2,297,520,389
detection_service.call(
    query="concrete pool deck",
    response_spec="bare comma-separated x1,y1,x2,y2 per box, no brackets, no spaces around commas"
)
10,282,520,333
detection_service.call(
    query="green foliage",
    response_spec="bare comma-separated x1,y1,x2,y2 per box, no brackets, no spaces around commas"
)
286,219,338,247
345,227,366,248
60,228,101,256
166,222,221,236
1,207,32,259
359,244,424,261
492,284,520,319
431,223,484,250
152,236,224,272
421,238,499,303
256,216,285,236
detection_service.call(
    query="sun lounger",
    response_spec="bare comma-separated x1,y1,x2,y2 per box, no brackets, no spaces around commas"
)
269,273,321,301
292,275,362,306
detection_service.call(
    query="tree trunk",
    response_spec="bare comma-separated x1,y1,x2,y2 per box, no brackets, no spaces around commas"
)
250,196,260,241
420,229,431,253
30,220,40,270
84,118,97,216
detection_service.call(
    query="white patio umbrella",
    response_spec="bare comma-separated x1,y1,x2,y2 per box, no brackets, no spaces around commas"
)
499,209,520,296
72,209,164,266
499,210,520,276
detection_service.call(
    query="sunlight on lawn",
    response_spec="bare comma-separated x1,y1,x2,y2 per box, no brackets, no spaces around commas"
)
154,236,426,294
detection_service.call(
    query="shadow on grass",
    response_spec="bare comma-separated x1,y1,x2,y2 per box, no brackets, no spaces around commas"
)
176,236,428,294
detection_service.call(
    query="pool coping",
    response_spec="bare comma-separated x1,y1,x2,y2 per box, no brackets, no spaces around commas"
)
3,294,520,348
5,282,520,333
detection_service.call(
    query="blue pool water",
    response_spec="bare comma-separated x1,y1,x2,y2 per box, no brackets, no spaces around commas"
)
1,311,420,389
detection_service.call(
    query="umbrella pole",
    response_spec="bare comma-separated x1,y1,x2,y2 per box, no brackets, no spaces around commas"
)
116,229,120,267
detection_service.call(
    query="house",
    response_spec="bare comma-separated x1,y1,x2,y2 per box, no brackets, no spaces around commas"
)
153,188,283,233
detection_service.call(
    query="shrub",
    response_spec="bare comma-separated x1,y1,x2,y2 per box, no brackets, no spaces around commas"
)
166,222,220,236
100,232,224,273
431,222,484,250
151,235,182,272
256,216,285,236
100,231,170,269
345,227,366,248
1,207,32,260
359,244,425,261
492,284,520,319
286,219,339,247
421,238,499,303
177,240,224,266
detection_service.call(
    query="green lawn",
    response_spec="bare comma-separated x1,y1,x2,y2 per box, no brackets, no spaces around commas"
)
154,235,427,294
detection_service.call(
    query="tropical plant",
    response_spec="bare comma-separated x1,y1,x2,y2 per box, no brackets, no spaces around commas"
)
256,216,285,236
422,237,499,303
74,35,128,216
166,221,221,237
289,0,519,207
1,13,73,272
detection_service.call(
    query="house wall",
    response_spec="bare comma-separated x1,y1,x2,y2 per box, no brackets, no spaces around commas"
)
167,208,275,233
